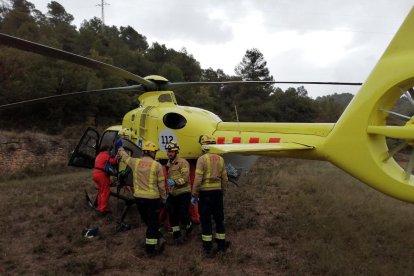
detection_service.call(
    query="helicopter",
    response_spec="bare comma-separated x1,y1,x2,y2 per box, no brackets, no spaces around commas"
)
1,6,414,215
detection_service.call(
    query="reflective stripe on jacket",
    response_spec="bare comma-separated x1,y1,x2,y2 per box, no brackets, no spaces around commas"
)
118,148,166,200
166,157,191,196
193,153,228,194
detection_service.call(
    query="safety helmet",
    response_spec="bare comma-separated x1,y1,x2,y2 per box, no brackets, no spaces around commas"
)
199,134,216,145
165,141,180,151
142,141,158,151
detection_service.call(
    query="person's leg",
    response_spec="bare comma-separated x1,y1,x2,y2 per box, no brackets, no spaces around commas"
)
178,193,192,235
100,176,111,212
145,199,162,255
199,191,213,253
168,196,181,240
93,173,109,213
211,190,228,251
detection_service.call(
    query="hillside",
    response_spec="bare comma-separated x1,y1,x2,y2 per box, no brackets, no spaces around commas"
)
2,157,414,275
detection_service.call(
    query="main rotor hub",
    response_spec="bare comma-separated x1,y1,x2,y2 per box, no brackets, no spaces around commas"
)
144,75,169,83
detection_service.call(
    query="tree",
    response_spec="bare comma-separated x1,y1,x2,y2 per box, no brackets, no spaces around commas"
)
315,93,353,122
45,1,77,51
120,26,148,51
235,48,273,81
47,1,73,24
232,48,275,121
271,87,318,122
0,0,39,39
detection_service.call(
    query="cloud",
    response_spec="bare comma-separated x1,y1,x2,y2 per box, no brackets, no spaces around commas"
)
110,1,233,43
29,0,414,97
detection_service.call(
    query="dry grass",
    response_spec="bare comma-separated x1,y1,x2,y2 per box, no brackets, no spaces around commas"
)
1,158,414,275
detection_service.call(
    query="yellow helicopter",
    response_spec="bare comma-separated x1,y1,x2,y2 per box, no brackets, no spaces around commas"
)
1,6,414,208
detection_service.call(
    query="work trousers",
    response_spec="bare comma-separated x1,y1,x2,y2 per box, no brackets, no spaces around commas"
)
199,190,225,251
92,171,110,213
135,197,161,254
168,192,191,239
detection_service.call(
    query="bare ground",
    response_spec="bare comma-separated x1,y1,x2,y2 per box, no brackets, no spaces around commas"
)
2,158,414,275
0,165,294,275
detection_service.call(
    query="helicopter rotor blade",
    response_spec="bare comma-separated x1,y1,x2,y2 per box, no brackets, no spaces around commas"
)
0,33,157,90
164,80,363,90
0,85,145,111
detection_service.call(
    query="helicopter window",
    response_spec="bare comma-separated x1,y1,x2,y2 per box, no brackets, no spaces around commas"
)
158,94,173,103
163,113,187,129
99,130,118,149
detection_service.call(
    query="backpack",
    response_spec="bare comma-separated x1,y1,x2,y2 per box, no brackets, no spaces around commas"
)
104,160,118,176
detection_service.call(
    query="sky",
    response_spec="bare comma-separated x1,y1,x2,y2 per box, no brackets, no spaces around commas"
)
27,0,414,98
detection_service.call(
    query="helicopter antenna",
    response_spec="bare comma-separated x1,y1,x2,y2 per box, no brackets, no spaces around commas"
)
234,105,241,134
96,0,109,32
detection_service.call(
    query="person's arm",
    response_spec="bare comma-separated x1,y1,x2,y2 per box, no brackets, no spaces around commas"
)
174,160,190,187
192,157,204,197
117,147,135,169
220,157,228,193
157,164,167,201
109,155,118,165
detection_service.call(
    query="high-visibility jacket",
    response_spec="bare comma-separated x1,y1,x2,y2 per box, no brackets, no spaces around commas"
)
166,157,191,196
118,148,166,200
193,153,228,195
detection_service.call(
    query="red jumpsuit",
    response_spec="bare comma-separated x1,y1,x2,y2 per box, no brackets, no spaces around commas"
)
92,151,117,213
189,161,200,224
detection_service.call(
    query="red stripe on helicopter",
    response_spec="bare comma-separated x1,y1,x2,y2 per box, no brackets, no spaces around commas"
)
269,138,280,143
217,137,225,144
232,137,241,143
249,137,259,143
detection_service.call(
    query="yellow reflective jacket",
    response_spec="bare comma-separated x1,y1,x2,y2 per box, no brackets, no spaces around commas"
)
193,153,228,195
118,148,166,200
166,157,190,196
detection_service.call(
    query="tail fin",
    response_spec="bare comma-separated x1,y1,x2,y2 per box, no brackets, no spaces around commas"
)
322,6,414,202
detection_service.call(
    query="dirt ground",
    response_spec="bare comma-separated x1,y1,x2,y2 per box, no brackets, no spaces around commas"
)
3,157,414,275
0,161,296,275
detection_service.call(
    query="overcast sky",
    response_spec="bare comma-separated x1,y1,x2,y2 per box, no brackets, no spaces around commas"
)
28,0,413,98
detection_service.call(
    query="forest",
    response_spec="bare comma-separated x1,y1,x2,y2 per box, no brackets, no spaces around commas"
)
0,0,354,133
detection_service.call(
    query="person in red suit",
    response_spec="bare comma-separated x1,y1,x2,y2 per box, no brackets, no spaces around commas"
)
92,145,118,215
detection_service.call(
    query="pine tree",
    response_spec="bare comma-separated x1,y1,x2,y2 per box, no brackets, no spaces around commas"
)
233,48,275,121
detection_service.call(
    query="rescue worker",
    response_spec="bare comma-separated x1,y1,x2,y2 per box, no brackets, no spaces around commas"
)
165,141,192,243
117,140,167,256
192,134,230,256
92,144,118,215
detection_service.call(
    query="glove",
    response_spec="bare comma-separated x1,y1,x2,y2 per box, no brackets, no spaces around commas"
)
167,179,175,188
115,139,123,150
191,195,197,205
119,170,129,178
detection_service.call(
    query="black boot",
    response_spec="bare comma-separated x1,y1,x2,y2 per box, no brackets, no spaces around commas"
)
145,244,156,257
202,241,215,258
216,239,231,252
185,224,193,236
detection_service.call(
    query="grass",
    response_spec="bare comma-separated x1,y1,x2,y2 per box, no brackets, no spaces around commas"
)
255,158,414,275
2,158,414,274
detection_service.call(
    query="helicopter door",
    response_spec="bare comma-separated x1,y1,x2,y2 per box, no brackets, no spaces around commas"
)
120,139,142,158
99,130,118,151
68,127,100,168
